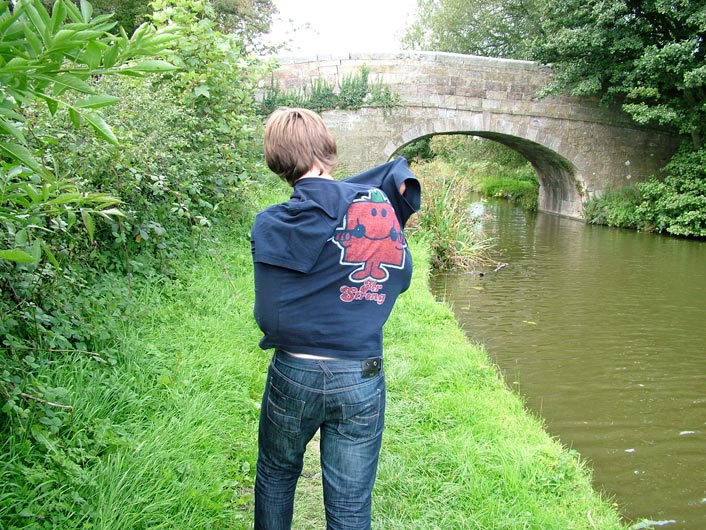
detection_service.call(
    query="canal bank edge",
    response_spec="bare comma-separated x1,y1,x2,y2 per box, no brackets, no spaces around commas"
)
369,239,629,529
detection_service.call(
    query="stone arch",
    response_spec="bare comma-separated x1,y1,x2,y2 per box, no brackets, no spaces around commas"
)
268,52,683,218
387,125,580,217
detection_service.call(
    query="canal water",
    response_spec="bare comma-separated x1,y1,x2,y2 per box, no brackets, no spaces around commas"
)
429,197,706,529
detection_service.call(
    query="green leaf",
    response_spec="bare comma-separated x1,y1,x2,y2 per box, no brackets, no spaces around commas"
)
29,239,41,262
82,41,103,69
193,85,210,98
83,111,118,144
41,241,60,268
0,108,27,122
0,117,26,143
96,207,124,218
47,73,96,95
31,423,56,452
50,0,67,36
68,107,81,127
45,96,58,116
80,208,95,240
118,60,178,75
0,142,48,176
103,43,121,69
0,56,30,74
51,28,104,51
80,0,94,23
74,94,121,109
0,248,37,263
63,0,85,24
130,22,150,45
22,23,43,57
25,3,50,45
0,3,23,35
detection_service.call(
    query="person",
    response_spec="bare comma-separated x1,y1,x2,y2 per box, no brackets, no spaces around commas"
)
250,107,421,530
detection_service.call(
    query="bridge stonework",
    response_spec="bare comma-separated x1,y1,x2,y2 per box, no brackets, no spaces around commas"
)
266,52,682,219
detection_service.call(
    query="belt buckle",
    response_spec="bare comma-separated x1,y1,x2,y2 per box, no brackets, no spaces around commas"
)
361,358,381,378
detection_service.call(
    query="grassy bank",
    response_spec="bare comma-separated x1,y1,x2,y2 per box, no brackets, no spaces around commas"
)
2,192,628,529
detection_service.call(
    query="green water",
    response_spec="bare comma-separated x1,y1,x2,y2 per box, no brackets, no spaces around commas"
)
430,198,706,529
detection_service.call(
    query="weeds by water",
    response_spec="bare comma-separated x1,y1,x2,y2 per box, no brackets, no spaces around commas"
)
476,167,540,212
407,159,496,271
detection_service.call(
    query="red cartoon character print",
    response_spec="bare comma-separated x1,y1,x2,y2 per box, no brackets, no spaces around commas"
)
333,189,406,282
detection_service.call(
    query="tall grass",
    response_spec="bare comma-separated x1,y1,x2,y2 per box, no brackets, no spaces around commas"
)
407,159,496,270
583,186,644,229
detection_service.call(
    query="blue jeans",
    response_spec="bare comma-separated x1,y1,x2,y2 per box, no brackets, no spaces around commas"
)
254,351,386,530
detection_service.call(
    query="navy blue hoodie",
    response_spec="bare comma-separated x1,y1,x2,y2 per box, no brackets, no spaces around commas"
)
251,157,421,359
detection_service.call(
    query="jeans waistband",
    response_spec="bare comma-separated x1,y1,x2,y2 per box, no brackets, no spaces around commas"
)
274,350,383,377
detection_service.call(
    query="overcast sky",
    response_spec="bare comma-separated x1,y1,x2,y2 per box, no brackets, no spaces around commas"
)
264,0,418,55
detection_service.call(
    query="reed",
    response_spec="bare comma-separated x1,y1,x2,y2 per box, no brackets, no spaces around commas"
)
407,159,495,270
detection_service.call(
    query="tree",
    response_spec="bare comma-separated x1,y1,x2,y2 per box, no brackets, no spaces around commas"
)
40,0,151,35
403,0,546,60
39,0,275,47
211,0,275,52
531,0,706,150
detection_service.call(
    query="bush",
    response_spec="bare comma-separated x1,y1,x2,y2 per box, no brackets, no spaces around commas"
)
1,2,268,526
584,186,643,228
259,65,400,115
406,159,495,270
636,145,706,237
476,167,540,211
584,144,706,238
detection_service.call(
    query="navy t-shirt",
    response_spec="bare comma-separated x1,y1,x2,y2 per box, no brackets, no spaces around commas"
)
251,157,421,359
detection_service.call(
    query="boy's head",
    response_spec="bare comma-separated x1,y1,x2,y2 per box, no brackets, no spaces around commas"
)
264,107,338,186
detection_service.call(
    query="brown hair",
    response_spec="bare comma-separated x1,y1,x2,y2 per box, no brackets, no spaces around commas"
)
264,107,338,186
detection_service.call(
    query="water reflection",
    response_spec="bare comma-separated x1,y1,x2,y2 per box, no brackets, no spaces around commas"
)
430,198,706,529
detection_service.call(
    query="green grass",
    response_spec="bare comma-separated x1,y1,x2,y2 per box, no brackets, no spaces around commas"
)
1,185,629,529
375,245,623,528
475,165,540,212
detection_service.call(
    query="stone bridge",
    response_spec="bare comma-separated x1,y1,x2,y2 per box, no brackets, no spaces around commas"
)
265,51,682,219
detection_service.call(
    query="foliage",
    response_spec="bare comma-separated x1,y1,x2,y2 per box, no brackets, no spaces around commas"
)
0,0,176,464
477,174,539,211
584,186,644,229
403,0,546,59
259,64,401,115
70,0,152,35
431,134,531,169
0,0,180,413
0,0,179,263
211,0,276,53
1,2,269,526
406,159,495,270
43,0,276,46
531,0,706,150
585,145,706,237
396,136,434,162
636,145,706,236
424,135,539,210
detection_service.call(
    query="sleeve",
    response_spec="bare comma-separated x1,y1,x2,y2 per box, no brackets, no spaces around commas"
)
344,157,421,228
251,203,339,273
